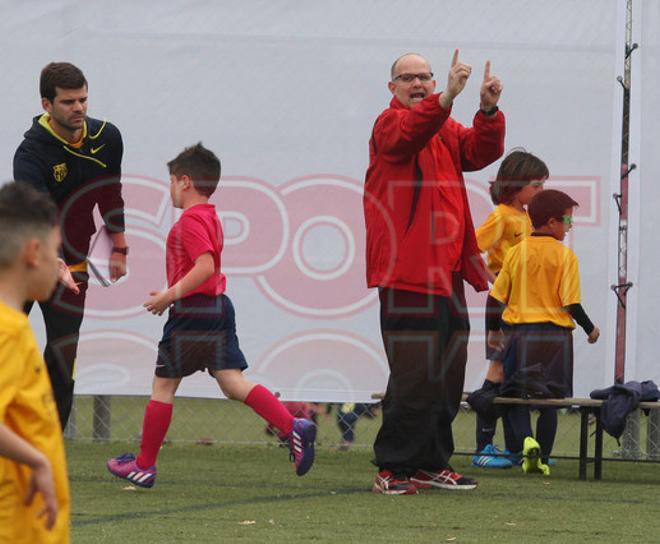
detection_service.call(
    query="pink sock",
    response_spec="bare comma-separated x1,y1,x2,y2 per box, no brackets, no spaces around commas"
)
244,384,294,435
137,400,173,468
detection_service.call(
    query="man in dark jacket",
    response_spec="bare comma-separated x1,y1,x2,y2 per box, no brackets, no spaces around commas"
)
365,50,505,494
13,62,128,428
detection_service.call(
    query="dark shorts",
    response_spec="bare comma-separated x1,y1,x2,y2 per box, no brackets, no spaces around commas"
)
502,322,574,397
155,294,248,378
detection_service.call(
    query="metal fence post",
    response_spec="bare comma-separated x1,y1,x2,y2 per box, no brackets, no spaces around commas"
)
647,409,660,460
621,408,641,459
93,395,112,441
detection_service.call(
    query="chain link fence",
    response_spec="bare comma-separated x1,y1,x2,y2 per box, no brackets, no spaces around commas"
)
65,395,660,462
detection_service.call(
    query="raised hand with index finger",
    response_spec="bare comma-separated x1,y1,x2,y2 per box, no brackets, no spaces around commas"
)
480,60,503,112
440,49,472,109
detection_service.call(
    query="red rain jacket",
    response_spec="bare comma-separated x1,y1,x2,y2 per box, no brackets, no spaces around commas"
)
364,94,505,295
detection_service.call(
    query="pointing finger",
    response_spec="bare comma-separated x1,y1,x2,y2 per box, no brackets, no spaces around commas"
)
484,60,491,80
451,49,459,67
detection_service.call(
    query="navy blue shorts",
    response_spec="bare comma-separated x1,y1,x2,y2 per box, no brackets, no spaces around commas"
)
502,322,574,397
155,294,248,378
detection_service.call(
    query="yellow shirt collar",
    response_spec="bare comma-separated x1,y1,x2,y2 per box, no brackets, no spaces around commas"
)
38,113,87,148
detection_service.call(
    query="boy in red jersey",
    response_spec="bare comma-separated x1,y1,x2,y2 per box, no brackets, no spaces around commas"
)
107,143,316,487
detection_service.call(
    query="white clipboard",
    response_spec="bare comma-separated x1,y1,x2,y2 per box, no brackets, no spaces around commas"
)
87,226,113,287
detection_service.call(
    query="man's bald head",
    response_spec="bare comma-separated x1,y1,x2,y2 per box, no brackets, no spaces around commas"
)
387,53,436,107
390,53,432,80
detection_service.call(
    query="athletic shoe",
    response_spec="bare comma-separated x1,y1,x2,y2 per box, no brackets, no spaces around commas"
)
106,453,157,488
372,470,418,495
522,437,550,476
509,451,555,467
410,469,478,490
507,450,522,465
471,444,514,469
288,418,317,476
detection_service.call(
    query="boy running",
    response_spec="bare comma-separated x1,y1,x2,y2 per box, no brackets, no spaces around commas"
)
107,143,316,487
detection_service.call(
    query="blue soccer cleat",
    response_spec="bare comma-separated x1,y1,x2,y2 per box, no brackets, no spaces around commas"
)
471,444,514,469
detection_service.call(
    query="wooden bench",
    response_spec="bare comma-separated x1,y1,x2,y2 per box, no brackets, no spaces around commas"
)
371,392,660,480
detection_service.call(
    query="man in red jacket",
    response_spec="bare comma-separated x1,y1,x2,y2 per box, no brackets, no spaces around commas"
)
365,50,505,494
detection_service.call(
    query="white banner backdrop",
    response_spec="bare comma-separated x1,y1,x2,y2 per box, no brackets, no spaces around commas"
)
2,0,652,401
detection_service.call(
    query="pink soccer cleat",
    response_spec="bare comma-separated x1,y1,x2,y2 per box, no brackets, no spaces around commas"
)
107,453,157,488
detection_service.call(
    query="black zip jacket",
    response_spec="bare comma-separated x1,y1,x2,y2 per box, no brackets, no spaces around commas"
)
13,114,125,264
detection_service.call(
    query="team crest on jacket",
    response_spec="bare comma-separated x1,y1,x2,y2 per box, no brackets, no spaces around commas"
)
53,162,68,183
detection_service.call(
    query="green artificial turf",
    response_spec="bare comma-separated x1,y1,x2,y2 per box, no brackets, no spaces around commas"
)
69,441,660,544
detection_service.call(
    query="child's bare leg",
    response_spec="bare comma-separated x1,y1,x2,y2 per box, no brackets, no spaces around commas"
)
484,360,504,383
212,369,316,476
213,368,294,435
212,368,254,402
151,376,182,404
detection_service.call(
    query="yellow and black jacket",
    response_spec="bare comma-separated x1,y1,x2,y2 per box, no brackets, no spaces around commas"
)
13,114,125,264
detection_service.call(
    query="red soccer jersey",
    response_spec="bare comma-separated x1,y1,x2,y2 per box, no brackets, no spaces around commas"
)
166,203,226,297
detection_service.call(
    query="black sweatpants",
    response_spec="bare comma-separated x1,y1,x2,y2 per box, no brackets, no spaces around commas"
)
373,274,470,475
25,272,88,429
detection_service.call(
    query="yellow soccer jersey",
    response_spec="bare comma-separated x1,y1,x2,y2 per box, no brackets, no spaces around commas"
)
489,235,580,329
0,303,70,544
476,204,533,274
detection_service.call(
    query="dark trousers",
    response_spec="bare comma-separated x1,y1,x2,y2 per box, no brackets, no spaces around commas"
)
373,274,470,475
24,272,88,429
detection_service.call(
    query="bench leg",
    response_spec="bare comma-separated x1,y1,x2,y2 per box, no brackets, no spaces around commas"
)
594,407,603,480
579,407,589,480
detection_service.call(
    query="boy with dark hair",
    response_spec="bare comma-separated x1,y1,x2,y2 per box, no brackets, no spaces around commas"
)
472,149,548,469
166,142,220,198
486,189,600,475
107,143,316,487
0,182,70,543
14,61,127,429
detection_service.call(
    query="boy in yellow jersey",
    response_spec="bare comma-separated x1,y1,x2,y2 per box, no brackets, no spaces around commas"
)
0,182,70,543
472,150,548,469
487,189,600,475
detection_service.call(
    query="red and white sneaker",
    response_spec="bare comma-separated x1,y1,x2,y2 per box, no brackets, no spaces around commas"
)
372,470,418,495
411,469,478,490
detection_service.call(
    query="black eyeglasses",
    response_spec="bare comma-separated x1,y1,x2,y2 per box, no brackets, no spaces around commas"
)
392,72,434,83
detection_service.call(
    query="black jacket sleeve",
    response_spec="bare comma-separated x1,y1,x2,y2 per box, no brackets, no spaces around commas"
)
566,303,595,335
486,295,505,331
95,123,125,233
13,145,49,193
